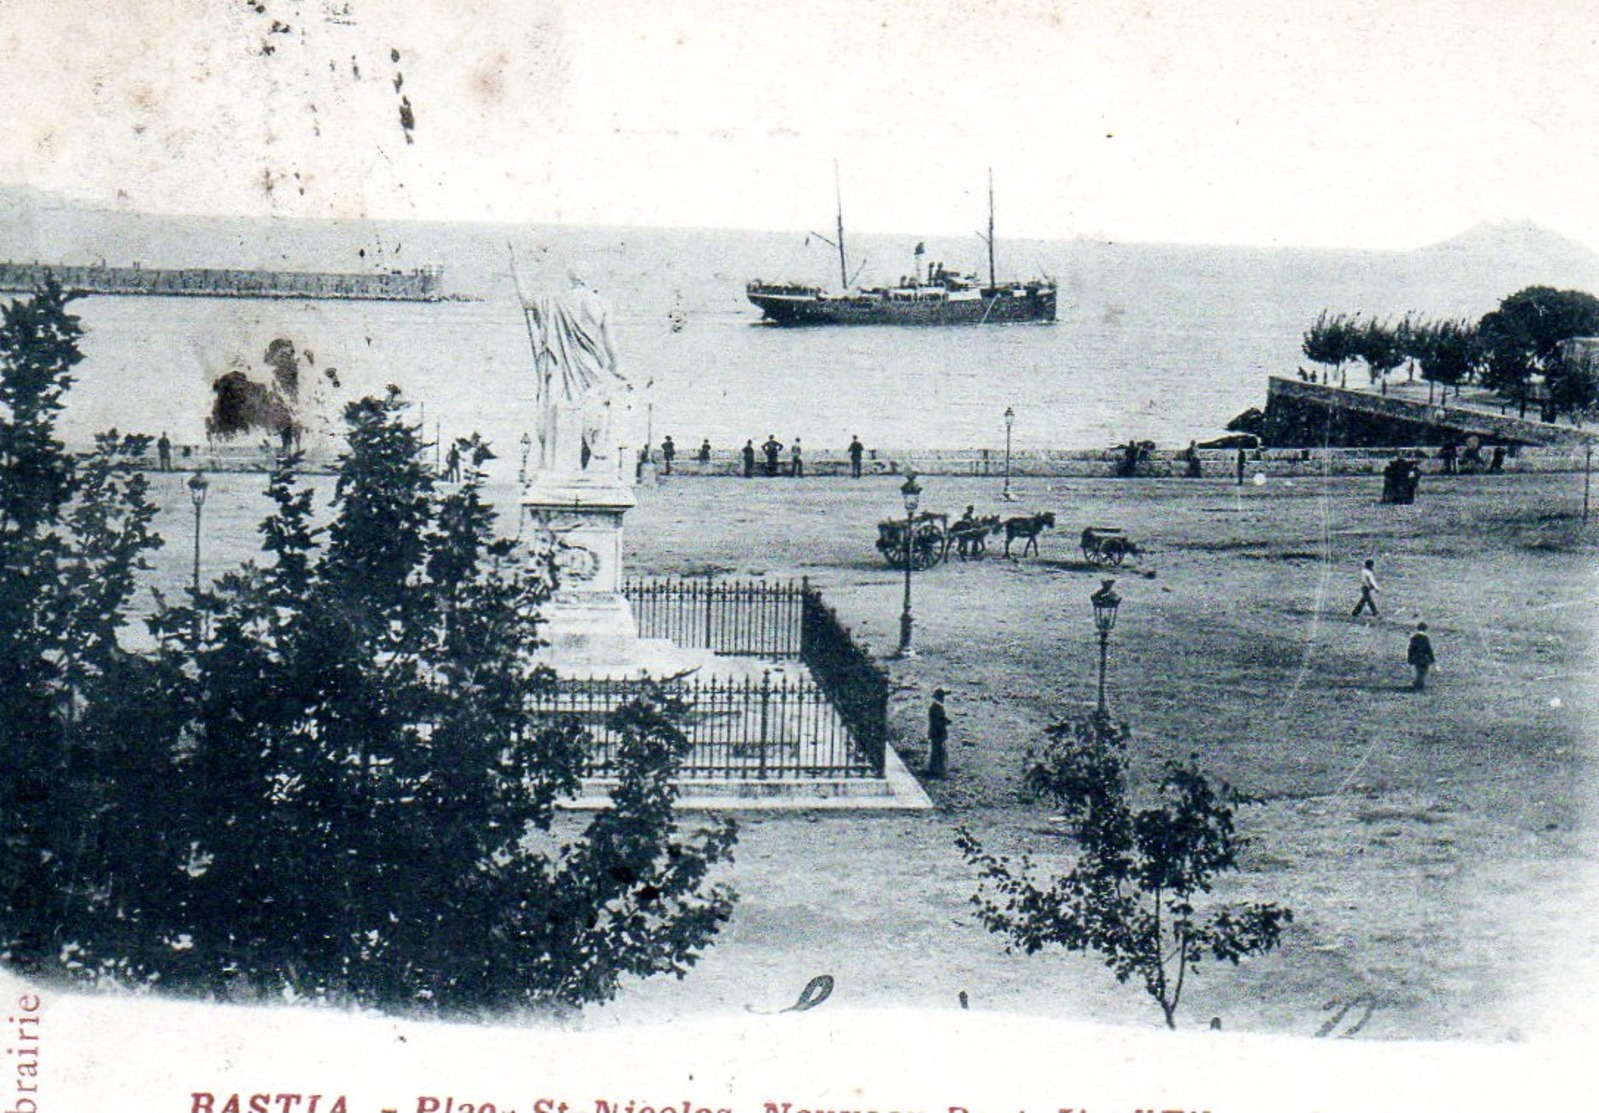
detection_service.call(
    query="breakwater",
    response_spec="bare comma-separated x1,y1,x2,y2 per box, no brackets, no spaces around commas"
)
0,261,450,301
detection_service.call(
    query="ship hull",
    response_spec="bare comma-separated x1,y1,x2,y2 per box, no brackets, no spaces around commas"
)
748,284,1056,325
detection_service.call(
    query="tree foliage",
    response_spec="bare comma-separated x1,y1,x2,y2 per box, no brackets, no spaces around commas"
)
1352,318,1405,391
957,713,1291,1029
1477,286,1599,418
1408,318,1480,401
1301,310,1359,387
0,294,737,1014
0,282,165,975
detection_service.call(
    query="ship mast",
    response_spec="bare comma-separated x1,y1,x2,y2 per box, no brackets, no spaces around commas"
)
987,167,997,293
834,161,849,291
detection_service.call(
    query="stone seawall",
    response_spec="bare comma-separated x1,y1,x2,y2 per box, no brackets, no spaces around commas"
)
1262,376,1599,449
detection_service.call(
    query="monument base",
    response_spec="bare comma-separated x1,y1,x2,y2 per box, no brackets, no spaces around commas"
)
525,470,661,677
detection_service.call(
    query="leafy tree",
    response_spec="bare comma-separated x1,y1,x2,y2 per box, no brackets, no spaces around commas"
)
957,713,1291,1029
0,283,166,975
1412,319,1479,404
58,392,739,1013
1478,286,1599,419
1548,341,1599,424
1301,310,1359,388
1354,318,1405,394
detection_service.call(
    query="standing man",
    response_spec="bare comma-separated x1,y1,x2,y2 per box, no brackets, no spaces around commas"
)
157,432,173,472
741,439,756,478
1407,622,1436,690
697,438,712,465
1351,558,1381,618
1235,446,1246,486
762,434,783,477
848,434,865,478
927,688,950,779
661,435,675,475
790,437,804,478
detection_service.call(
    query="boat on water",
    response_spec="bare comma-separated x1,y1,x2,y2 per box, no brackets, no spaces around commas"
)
746,169,1056,326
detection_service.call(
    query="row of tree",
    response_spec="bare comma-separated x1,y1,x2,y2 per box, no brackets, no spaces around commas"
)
1301,286,1599,420
1,282,736,1014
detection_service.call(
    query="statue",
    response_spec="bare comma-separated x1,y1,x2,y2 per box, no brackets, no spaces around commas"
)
516,267,630,476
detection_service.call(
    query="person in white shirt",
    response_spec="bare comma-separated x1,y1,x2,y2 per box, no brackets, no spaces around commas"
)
1351,559,1380,617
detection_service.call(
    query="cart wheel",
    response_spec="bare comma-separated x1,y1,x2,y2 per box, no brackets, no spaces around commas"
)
1107,541,1127,566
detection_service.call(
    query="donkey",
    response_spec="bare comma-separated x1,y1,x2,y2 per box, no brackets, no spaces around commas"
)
1002,511,1056,558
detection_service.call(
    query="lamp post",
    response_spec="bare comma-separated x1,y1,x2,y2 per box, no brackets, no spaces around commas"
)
187,469,209,646
1002,405,1016,502
1090,577,1121,716
897,472,922,658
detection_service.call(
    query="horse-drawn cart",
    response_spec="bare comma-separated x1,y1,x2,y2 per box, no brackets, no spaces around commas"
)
877,512,950,569
1080,526,1140,566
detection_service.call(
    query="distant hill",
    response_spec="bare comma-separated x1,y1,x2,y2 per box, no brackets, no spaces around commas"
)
1402,221,1599,309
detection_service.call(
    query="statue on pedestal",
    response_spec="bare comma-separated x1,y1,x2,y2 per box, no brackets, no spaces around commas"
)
516,269,631,477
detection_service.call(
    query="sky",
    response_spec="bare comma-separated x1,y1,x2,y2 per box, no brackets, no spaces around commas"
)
2,0,1599,251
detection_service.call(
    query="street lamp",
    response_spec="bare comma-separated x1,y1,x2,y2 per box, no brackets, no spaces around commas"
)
1002,406,1016,502
897,472,922,658
1090,577,1121,716
187,470,209,646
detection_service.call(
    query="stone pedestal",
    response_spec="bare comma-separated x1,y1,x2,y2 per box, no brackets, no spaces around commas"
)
523,472,642,672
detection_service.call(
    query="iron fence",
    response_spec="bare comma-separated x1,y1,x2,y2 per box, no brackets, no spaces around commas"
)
548,577,895,778
531,671,872,779
623,576,805,657
799,589,889,774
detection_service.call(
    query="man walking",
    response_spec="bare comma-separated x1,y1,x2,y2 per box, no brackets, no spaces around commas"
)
1352,558,1380,618
848,435,864,478
927,688,950,778
1407,622,1436,690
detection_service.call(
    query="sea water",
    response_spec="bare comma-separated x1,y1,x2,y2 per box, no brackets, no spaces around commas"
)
29,217,1588,472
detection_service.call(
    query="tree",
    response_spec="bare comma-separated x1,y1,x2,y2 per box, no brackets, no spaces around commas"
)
1548,340,1599,425
1301,310,1358,388
1412,319,1479,404
1478,286,1599,419
0,282,166,975
957,713,1291,1029
1354,318,1405,394
57,391,739,1013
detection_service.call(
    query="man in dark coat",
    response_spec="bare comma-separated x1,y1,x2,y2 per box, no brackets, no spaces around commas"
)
742,439,756,478
927,688,950,778
1408,622,1436,690
762,434,783,476
848,435,865,478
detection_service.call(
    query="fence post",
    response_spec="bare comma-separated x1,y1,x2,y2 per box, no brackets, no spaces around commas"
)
758,669,771,779
704,573,715,648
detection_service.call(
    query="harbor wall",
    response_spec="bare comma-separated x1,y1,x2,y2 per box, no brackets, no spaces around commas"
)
1261,376,1598,449
0,261,445,300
